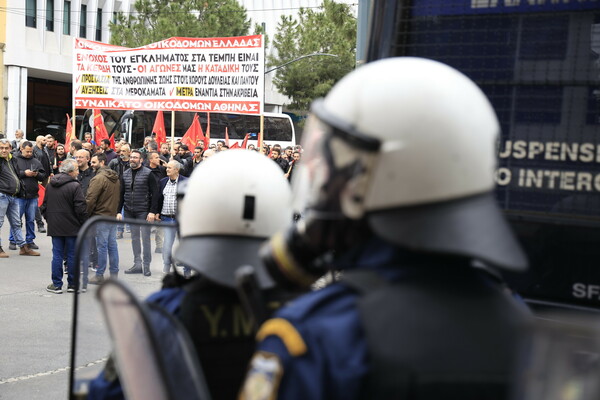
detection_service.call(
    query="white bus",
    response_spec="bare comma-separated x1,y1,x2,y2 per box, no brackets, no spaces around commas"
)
79,110,296,149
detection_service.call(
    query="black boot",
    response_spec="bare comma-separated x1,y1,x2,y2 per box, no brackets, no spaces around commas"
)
143,265,151,277
124,265,142,274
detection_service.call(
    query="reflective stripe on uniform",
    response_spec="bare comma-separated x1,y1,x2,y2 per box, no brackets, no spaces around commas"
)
256,318,307,357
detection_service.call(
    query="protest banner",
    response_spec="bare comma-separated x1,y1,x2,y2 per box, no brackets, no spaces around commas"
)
73,35,265,115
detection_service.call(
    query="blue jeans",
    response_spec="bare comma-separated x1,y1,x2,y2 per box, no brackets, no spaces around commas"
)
117,206,126,234
0,193,25,247
9,198,37,244
161,218,177,271
96,223,119,276
52,236,76,288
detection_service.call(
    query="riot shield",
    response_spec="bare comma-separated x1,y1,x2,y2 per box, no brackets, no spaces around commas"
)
513,313,600,400
95,279,171,400
96,279,211,400
68,216,202,399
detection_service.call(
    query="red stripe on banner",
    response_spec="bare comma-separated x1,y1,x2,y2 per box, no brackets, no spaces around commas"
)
74,98,261,114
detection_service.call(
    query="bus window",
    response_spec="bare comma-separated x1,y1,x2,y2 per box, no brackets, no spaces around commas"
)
76,111,295,149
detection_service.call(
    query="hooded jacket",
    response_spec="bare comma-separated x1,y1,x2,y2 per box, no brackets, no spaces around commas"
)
86,166,121,217
42,173,88,236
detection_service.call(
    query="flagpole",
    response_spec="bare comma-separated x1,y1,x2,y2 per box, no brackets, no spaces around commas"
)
259,114,264,151
171,110,175,148
72,107,76,141
206,112,210,146
260,34,265,151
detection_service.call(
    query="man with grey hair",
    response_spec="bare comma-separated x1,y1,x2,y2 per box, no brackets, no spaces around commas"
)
42,158,87,293
11,129,24,150
155,160,188,274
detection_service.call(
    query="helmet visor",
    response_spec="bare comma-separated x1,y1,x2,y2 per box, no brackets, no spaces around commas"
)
292,112,379,220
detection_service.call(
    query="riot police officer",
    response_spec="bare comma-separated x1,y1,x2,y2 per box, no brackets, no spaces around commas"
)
88,150,293,400
239,57,532,400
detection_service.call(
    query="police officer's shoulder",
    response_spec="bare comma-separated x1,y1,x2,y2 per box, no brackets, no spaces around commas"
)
256,282,361,356
242,284,367,400
145,286,187,314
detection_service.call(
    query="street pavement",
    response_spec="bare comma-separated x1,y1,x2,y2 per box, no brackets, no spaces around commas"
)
0,225,168,399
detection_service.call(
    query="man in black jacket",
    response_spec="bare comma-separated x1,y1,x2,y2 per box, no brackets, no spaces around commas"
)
75,149,94,196
10,129,24,151
174,144,192,176
118,150,159,276
108,144,130,178
159,142,171,162
33,136,51,184
9,141,47,251
33,135,52,233
45,134,56,172
42,159,88,293
0,139,39,257
270,149,288,173
148,151,167,254
100,139,118,164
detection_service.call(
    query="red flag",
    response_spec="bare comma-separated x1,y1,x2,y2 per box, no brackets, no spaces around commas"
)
225,127,230,147
93,109,109,144
152,111,166,146
181,114,201,149
230,142,240,149
206,112,211,144
65,114,75,149
198,117,209,150
109,133,115,150
37,184,45,207
241,133,250,149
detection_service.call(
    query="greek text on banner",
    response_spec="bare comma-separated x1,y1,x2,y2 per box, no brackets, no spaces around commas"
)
73,35,265,115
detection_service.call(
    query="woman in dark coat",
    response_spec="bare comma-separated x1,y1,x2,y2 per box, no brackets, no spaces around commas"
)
42,158,88,294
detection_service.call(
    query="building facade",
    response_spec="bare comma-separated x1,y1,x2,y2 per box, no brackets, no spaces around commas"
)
1,0,356,141
3,0,131,140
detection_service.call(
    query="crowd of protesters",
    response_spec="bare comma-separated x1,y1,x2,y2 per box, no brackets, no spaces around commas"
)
0,129,302,293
